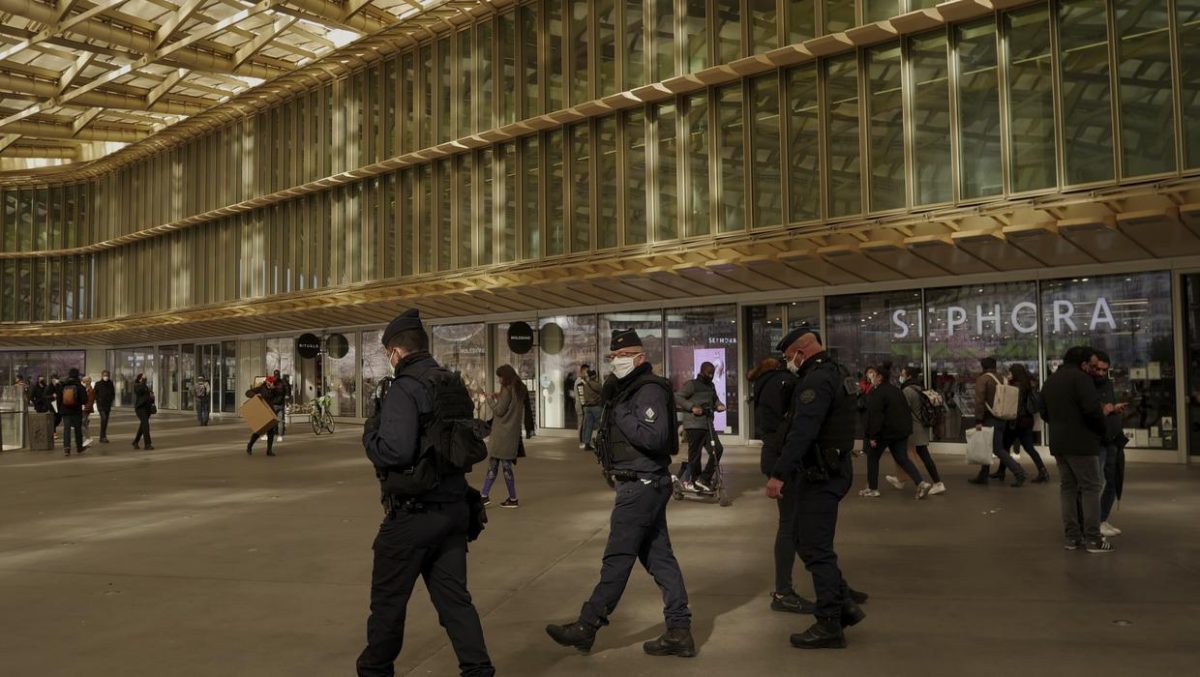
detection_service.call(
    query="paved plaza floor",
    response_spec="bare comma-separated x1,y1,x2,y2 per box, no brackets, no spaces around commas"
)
1,412,1198,677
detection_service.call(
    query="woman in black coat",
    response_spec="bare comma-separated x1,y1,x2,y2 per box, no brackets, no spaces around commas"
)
132,373,155,450
863,362,931,499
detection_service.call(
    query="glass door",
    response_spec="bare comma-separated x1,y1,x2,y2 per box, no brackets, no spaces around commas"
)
196,344,220,415
180,344,195,410
159,345,179,410
221,340,237,413
1183,274,1200,456
492,321,538,427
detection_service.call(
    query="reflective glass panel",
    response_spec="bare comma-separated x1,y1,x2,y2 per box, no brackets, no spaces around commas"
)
788,64,821,222
1006,6,1057,192
957,21,1003,199
868,43,905,212
751,74,783,228
911,32,952,205
1059,0,1114,184
1116,0,1175,177
826,56,861,217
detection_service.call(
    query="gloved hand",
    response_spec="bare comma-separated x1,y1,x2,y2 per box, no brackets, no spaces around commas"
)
601,374,619,403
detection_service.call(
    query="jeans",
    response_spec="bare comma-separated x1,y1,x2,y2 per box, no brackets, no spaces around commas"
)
196,401,210,425
866,438,924,489
977,421,1025,480
582,477,691,629
580,405,602,447
1099,444,1120,522
61,412,84,451
480,458,516,500
913,445,941,483
996,426,1047,477
1058,455,1103,543
357,502,494,677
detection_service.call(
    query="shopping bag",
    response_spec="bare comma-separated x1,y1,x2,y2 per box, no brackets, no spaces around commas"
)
965,426,994,465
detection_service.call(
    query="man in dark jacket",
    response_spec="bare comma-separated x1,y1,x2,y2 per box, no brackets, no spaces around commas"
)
547,329,695,658
674,361,726,491
56,368,88,456
29,376,51,413
245,376,282,456
357,309,494,677
1039,345,1112,553
576,365,602,449
93,370,115,442
1091,351,1127,538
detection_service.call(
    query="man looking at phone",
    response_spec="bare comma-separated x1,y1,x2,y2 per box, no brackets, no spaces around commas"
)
1090,351,1127,539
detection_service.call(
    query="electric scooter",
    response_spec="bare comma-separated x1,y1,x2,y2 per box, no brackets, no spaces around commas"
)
672,409,732,507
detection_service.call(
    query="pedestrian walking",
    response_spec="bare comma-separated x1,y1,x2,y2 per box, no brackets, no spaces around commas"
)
94,370,115,443
481,364,525,508
132,373,155,450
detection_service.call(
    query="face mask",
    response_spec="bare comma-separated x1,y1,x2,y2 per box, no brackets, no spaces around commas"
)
611,356,638,379
786,355,801,374
700,374,713,383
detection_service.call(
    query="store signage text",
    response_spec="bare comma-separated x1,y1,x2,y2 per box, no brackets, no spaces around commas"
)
890,298,1117,338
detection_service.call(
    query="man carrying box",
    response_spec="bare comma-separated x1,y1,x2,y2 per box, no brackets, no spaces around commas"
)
242,376,283,456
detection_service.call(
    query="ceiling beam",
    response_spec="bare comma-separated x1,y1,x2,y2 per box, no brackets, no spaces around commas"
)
146,68,188,108
56,52,96,96
71,107,103,136
0,134,18,152
0,70,205,115
0,118,149,142
232,16,298,70
0,0,131,62
153,0,210,49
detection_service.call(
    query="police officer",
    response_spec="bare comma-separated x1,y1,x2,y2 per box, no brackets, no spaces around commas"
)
546,329,696,658
765,327,865,649
357,309,494,677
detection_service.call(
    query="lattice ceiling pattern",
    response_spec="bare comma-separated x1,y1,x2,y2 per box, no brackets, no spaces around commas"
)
0,0,482,170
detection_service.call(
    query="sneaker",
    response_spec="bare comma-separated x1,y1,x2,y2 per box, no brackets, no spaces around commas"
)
1064,537,1084,551
928,482,947,496
857,488,881,498
82,438,93,449
771,590,816,615
694,479,713,492
481,496,491,507
579,443,587,450
63,449,71,456
1086,538,1114,553
885,475,906,490
682,482,697,492
916,481,932,500
500,498,519,509
1100,522,1122,537
1032,469,1050,484
1010,474,1027,488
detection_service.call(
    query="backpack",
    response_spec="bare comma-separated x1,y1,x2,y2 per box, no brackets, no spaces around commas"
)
381,366,489,497
986,373,1020,421
61,383,84,408
906,384,943,428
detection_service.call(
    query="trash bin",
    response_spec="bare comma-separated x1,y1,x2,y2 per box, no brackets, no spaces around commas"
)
27,411,55,451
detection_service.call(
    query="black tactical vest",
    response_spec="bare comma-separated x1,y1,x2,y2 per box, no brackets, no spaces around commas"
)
607,372,678,463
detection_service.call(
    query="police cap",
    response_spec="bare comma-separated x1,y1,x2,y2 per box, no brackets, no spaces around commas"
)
382,308,424,347
775,326,821,353
610,328,643,352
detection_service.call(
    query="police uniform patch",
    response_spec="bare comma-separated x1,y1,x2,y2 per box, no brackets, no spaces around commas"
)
799,389,817,404
644,407,657,422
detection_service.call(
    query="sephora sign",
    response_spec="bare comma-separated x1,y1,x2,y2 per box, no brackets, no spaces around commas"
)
891,298,1117,338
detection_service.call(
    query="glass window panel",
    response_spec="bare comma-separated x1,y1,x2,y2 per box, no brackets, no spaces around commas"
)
521,4,540,118
547,0,565,111
597,0,617,97
438,160,452,271
749,0,779,53
826,55,861,217
788,0,817,44
499,12,517,126
539,314,599,429
911,32,953,205
521,136,540,258
402,52,416,152
401,170,414,275
384,174,397,277
823,0,855,34
625,0,645,89
431,323,489,405
718,84,745,232
1058,0,1115,184
868,43,906,212
1180,1,1200,168
480,149,494,264
325,333,357,417
687,93,711,236
957,21,1004,199
865,0,902,24
547,129,566,255
599,310,664,368
625,109,648,244
788,64,821,222
478,20,494,131
571,0,590,105
1006,6,1057,192
459,31,473,137
1042,271,1175,449
438,38,452,143
656,103,679,240
457,154,474,268
570,123,592,252
685,0,708,73
598,117,619,248
653,0,676,81
1116,0,1175,177
501,142,517,261
665,304,740,434
926,281,1040,441
716,0,741,63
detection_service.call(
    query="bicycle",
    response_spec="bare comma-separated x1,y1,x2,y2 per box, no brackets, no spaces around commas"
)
673,409,732,507
310,395,335,435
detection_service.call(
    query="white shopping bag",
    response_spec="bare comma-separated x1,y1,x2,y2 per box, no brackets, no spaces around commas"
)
965,426,994,465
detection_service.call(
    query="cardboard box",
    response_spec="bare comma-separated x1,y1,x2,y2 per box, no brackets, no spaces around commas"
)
240,394,278,435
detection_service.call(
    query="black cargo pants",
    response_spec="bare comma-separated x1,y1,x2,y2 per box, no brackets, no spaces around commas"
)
793,454,854,621
356,500,494,677
581,476,692,629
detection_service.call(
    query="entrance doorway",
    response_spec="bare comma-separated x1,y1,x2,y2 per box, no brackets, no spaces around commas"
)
1181,274,1200,456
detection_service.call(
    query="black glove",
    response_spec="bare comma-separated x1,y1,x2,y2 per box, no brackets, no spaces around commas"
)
601,374,619,403
363,413,381,435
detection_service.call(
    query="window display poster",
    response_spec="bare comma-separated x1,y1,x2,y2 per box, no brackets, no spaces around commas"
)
693,348,729,432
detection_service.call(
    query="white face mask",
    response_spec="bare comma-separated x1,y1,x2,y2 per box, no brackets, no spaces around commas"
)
786,354,801,374
610,356,638,379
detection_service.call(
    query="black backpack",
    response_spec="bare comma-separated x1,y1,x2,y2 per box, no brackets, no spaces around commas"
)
381,366,489,497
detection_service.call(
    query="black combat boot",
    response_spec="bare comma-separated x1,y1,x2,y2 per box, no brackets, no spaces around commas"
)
546,620,599,653
841,600,866,628
790,617,846,649
848,587,869,604
642,627,697,657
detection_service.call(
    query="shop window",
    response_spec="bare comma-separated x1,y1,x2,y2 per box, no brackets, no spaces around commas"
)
599,310,665,372
1043,272,1175,449
540,314,599,429
826,290,924,390
431,323,489,415
361,330,391,417
666,304,739,434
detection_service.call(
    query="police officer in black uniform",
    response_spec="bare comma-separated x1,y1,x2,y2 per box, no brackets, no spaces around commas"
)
357,309,494,677
546,329,696,658
765,327,865,649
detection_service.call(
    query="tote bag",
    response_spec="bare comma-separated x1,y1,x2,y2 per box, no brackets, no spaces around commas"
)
965,426,994,465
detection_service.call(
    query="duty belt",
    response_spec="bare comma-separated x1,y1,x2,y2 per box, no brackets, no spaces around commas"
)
609,470,672,487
